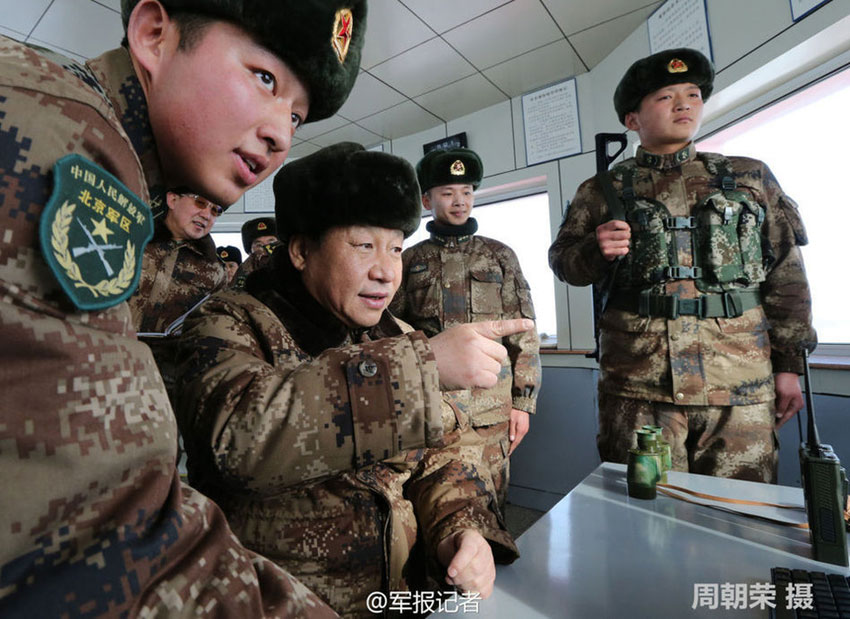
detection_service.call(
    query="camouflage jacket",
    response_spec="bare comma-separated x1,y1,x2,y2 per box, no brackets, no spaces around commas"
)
0,37,334,618
128,220,226,334
175,251,518,617
389,221,541,427
233,240,280,288
548,144,816,406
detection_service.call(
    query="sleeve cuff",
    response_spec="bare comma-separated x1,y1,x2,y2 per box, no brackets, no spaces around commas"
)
771,352,804,375
512,397,536,414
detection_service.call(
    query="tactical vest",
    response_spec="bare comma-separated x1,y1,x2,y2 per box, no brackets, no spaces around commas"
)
603,154,769,319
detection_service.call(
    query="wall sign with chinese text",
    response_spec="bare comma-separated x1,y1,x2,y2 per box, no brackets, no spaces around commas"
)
648,0,713,60
522,78,582,166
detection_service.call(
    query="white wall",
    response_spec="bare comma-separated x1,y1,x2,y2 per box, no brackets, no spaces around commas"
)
216,0,850,372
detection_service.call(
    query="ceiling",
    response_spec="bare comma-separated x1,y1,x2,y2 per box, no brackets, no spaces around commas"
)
0,0,661,156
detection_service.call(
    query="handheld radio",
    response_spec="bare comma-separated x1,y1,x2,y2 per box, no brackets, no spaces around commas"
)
798,349,849,566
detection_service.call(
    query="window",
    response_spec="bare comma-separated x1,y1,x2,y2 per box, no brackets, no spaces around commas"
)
405,193,557,342
697,65,850,346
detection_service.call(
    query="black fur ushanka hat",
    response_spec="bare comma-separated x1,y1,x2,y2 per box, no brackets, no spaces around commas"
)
273,142,421,239
121,0,366,122
614,48,714,124
416,147,484,193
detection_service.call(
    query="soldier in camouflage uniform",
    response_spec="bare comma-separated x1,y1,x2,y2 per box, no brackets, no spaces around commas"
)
233,217,281,287
128,190,228,398
217,245,243,284
0,0,367,615
548,48,816,483
389,148,541,509
175,143,530,617
129,190,227,335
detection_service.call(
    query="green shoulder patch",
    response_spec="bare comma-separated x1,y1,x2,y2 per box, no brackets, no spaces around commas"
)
39,154,153,311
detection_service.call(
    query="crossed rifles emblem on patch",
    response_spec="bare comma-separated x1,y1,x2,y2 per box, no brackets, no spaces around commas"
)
72,217,123,276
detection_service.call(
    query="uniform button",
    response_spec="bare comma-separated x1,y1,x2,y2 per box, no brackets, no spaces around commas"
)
358,360,378,378
443,282,450,289
675,392,685,401
671,334,680,341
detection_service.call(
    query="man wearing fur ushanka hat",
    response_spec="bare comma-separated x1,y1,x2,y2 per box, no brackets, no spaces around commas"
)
390,146,542,514
549,48,816,484
1,0,368,615
176,142,533,616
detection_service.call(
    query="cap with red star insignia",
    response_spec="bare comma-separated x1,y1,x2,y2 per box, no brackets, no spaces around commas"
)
416,148,484,192
614,47,714,124
120,0,368,122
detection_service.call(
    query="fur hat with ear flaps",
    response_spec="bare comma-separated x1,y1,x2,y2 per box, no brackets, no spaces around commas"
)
121,0,366,122
613,47,714,125
241,217,276,252
416,147,483,193
216,245,243,264
274,142,421,240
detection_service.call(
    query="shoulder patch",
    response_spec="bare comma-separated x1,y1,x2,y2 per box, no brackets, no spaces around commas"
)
39,154,153,311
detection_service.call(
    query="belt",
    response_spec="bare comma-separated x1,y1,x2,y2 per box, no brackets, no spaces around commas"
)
608,289,761,319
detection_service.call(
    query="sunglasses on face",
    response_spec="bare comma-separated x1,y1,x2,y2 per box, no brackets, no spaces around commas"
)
182,193,224,217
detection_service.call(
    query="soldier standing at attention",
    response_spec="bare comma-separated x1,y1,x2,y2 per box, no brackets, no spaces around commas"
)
175,143,530,617
217,245,244,284
0,0,366,615
390,148,541,510
548,48,816,483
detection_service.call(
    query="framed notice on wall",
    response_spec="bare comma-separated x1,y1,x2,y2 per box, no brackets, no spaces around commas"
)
790,0,832,21
648,0,713,60
521,78,581,166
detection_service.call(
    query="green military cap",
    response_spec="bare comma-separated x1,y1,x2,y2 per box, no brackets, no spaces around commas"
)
614,47,714,124
416,147,483,193
274,142,421,239
216,245,243,264
120,0,367,122
242,217,277,252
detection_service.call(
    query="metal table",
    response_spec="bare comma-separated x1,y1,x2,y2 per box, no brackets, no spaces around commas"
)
432,462,850,618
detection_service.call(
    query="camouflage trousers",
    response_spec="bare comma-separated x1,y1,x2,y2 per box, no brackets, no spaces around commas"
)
473,421,511,512
597,392,778,483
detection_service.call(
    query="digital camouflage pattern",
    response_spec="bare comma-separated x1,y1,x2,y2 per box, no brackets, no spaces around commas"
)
389,225,541,506
175,255,518,618
599,393,777,483
549,143,815,480
127,221,227,401
549,143,816,405
0,36,336,617
128,220,227,335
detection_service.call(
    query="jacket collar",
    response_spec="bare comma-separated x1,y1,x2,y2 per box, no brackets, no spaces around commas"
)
87,47,167,219
246,249,401,357
427,217,478,247
636,142,696,170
